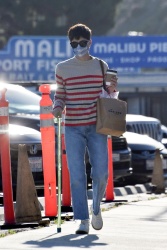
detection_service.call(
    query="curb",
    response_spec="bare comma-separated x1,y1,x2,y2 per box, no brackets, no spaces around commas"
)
114,183,152,196
88,183,152,199
0,183,164,224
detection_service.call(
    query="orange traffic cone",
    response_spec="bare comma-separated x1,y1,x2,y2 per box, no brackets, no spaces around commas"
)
15,144,42,223
39,84,57,217
105,136,114,201
0,88,15,225
62,133,71,207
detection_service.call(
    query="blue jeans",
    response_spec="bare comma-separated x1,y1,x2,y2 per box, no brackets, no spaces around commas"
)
65,124,108,220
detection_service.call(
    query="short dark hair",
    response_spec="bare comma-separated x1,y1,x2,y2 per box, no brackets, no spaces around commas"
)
67,23,92,41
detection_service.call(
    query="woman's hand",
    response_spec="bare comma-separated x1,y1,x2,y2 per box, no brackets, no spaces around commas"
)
106,76,118,93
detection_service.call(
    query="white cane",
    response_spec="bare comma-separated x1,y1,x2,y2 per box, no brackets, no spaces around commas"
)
57,117,62,233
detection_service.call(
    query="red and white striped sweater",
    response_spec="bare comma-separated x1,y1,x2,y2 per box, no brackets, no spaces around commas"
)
53,56,108,126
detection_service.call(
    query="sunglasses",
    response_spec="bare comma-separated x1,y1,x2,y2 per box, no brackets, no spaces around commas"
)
70,40,89,49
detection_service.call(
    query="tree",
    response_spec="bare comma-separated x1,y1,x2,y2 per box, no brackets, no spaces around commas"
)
0,0,120,48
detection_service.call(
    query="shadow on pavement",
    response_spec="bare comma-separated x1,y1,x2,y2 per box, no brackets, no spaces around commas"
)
141,207,167,222
24,233,107,248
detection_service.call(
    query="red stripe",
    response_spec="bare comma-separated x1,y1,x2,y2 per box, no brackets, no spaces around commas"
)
57,80,63,86
56,91,64,95
65,121,96,126
65,75,102,81
67,106,96,111
66,80,102,86
66,96,97,101
66,90,101,96
66,110,96,117
56,74,63,80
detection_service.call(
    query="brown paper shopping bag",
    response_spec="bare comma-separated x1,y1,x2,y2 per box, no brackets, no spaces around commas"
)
96,97,127,137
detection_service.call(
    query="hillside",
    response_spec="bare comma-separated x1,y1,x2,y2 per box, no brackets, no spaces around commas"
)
107,0,167,35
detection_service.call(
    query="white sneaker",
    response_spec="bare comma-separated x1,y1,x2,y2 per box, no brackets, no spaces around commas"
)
75,220,89,234
91,206,103,230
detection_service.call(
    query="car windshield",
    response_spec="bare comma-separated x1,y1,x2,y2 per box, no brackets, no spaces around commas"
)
0,84,41,114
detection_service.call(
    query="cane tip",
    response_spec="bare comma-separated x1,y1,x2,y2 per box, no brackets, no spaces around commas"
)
57,227,61,233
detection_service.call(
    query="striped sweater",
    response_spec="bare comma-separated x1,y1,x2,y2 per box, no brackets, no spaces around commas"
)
53,56,108,126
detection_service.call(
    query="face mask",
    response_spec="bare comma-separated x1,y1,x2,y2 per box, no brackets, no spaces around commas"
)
73,45,89,57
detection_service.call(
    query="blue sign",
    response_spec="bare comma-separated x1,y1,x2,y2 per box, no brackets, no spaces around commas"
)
0,35,167,81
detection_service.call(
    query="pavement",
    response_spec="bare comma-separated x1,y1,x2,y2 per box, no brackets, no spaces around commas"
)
0,184,167,249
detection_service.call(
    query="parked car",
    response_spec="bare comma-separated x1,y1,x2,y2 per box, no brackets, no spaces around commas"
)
86,135,132,186
49,84,132,185
0,124,44,199
0,83,41,131
126,114,162,142
123,131,167,182
161,124,167,148
1,82,132,184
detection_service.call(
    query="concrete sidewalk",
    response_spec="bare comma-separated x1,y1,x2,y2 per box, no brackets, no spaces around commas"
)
0,183,153,222
0,184,167,249
0,194,167,250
